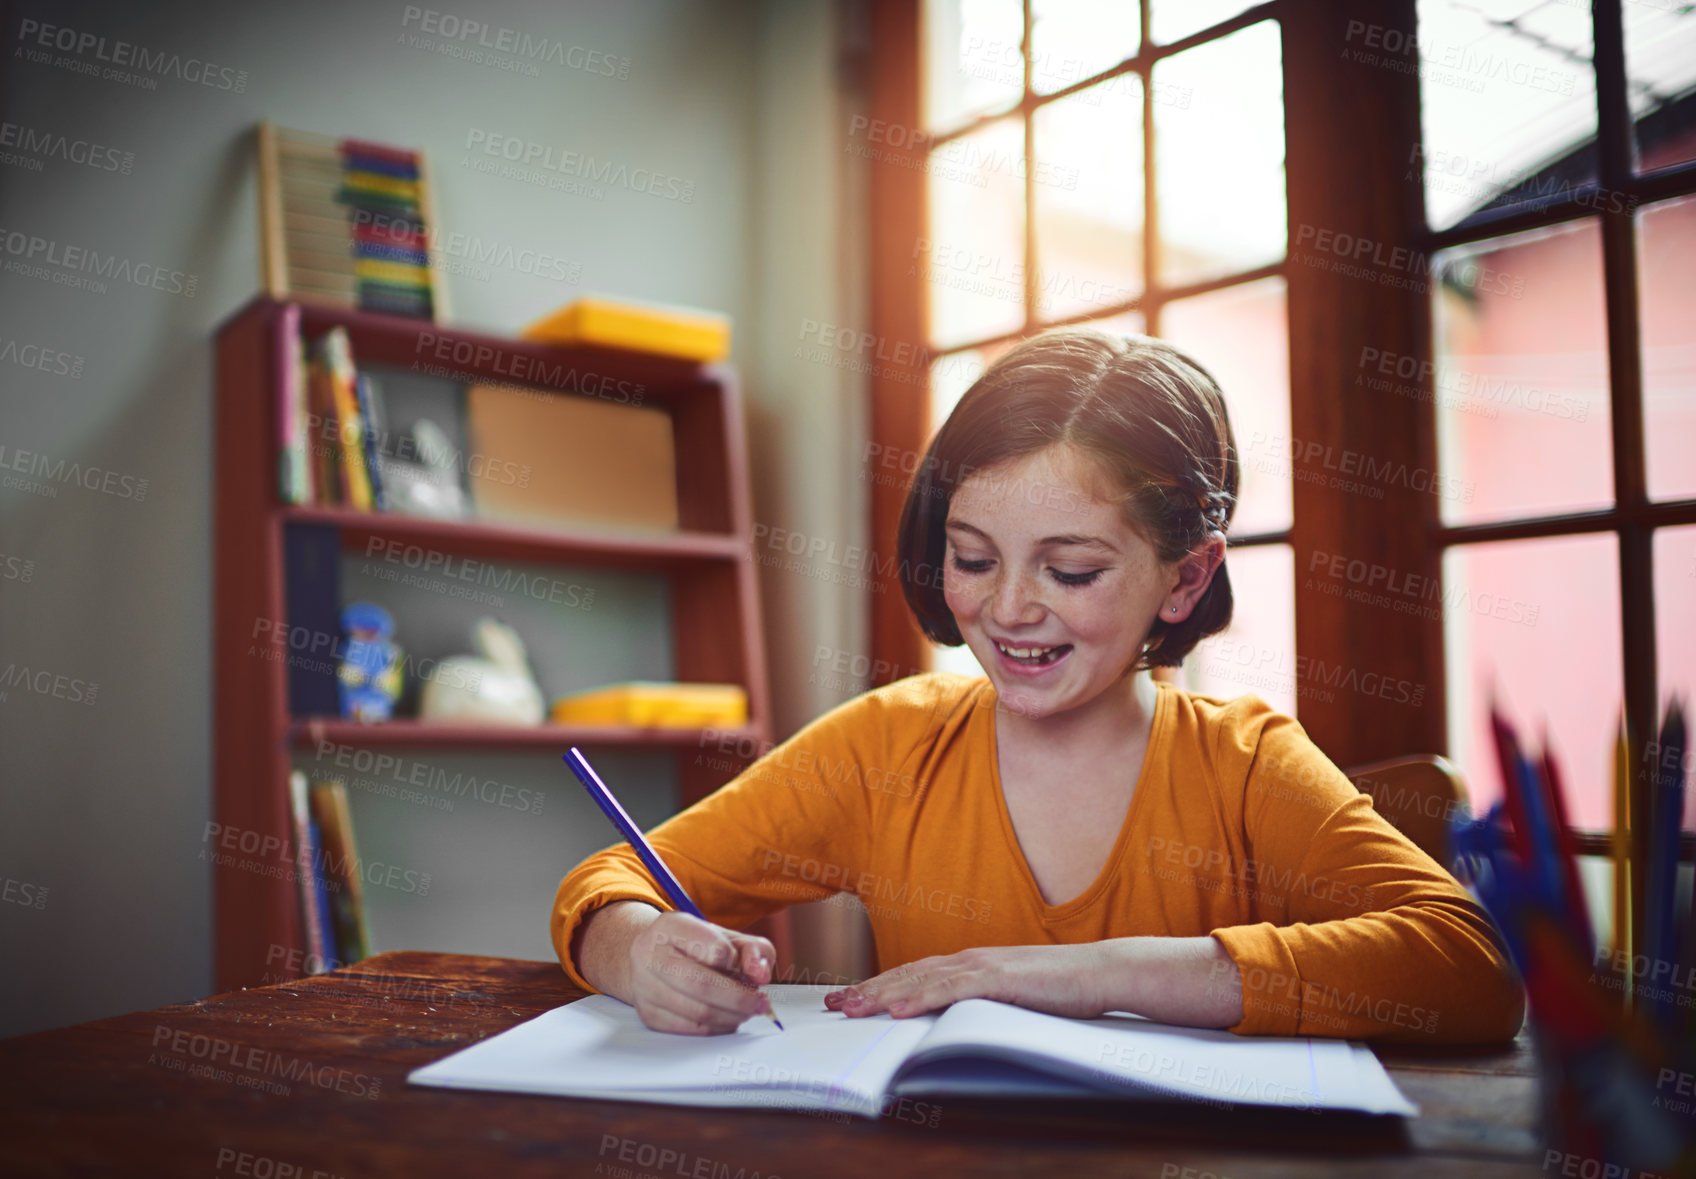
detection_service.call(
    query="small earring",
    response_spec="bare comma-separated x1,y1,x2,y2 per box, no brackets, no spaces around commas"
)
1169,605,1179,614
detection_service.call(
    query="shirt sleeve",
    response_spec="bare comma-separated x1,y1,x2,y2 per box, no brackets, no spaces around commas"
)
549,687,895,992
1207,703,1525,1043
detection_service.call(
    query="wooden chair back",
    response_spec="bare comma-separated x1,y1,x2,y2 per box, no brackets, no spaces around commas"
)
1346,754,1471,868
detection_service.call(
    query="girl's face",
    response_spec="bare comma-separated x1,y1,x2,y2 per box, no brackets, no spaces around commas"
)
943,444,1194,720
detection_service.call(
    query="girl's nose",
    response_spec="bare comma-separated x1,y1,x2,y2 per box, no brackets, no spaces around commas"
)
989,567,1045,628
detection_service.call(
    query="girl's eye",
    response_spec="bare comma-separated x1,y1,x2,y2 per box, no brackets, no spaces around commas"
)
950,556,1103,587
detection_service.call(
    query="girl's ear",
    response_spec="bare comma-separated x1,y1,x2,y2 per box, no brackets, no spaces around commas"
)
1163,534,1226,623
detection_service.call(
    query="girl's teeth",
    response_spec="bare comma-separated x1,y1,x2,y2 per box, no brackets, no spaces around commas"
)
997,642,1066,665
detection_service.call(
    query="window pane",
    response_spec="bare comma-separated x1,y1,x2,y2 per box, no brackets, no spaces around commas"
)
1034,81,1143,321
1444,535,1621,828
1656,527,1696,729
923,0,1025,131
1086,310,1147,338
927,343,1008,439
1177,544,1297,717
1031,0,1139,95
1154,21,1285,285
925,119,1027,349
1624,0,1696,171
1640,195,1696,503
1416,0,1597,231
1160,278,1291,536
1432,219,1612,526
1151,0,1259,46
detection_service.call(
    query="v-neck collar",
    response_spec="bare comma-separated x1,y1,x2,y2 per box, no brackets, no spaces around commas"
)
980,677,1172,922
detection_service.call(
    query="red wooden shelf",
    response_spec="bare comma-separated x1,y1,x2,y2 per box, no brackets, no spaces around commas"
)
283,504,748,569
288,717,765,750
213,297,776,994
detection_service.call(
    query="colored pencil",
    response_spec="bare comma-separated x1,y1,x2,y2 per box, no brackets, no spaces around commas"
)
1490,706,1536,864
562,747,783,1031
1538,739,1593,958
1613,718,1631,1007
1644,703,1686,1032
1459,704,1694,1169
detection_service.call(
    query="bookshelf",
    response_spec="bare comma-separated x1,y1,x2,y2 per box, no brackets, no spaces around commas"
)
212,297,774,991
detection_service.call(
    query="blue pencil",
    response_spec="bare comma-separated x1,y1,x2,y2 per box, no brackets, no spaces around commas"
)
1512,748,1565,910
1644,703,1686,1032
562,747,783,1030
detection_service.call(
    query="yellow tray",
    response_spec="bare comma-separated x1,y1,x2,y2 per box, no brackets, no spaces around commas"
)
523,297,731,363
550,682,747,728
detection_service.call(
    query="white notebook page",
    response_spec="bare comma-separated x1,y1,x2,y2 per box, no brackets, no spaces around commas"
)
408,985,934,1116
901,1000,1416,1115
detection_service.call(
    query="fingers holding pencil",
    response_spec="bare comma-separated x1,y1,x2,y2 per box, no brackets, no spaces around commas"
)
562,748,784,1034
629,911,781,1035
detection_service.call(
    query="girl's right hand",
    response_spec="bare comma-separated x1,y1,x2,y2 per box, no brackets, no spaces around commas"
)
626,910,778,1035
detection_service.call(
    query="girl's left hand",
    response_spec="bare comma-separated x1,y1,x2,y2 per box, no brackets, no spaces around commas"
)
824,943,1112,1021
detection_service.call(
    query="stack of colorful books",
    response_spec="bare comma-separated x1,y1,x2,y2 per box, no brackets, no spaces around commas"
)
278,313,386,511
1450,700,1693,1172
288,774,372,975
338,139,435,320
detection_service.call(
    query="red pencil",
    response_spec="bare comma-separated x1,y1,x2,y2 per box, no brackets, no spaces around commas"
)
1538,737,1593,956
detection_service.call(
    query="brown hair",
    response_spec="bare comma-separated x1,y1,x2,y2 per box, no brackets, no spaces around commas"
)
896,328,1239,669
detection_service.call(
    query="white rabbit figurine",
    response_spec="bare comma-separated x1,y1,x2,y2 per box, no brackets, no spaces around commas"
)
419,617,545,725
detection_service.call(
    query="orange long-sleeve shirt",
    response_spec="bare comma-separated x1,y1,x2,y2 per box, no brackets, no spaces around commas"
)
551,673,1524,1043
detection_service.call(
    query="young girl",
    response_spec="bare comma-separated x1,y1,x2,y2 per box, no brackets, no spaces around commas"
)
551,329,1524,1043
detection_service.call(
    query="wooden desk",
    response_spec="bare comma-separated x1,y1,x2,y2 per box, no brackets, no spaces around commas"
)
0,952,1544,1177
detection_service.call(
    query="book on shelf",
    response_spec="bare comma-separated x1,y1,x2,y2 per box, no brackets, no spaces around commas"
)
309,826,335,968
309,779,372,964
278,303,310,505
282,525,343,716
305,330,344,505
323,328,372,511
354,373,387,512
288,772,334,973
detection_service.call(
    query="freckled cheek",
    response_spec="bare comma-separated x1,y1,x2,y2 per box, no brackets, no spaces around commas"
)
1064,586,1138,646
942,574,977,622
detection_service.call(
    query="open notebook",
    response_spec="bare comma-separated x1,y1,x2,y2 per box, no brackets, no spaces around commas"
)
408,985,1417,1119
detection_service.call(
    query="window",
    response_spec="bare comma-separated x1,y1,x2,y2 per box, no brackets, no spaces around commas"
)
1416,0,1696,833
864,0,1695,801
915,1,1296,711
